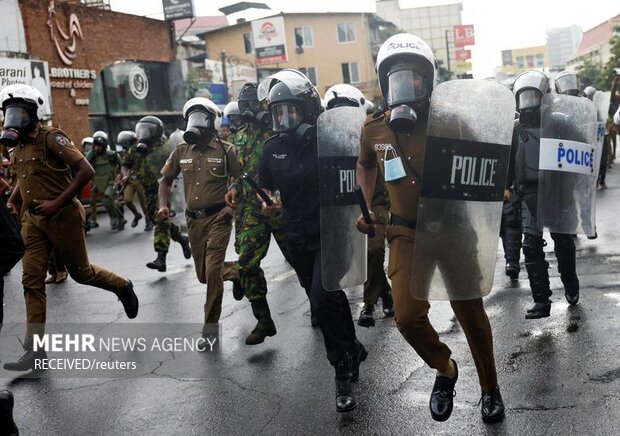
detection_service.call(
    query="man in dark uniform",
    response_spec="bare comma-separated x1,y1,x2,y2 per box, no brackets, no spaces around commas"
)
159,97,241,332
122,116,191,271
355,34,504,423
117,130,148,228
258,70,367,413
0,84,138,371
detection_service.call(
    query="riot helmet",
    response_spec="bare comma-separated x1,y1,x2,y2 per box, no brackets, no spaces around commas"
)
92,131,109,152
583,86,596,100
375,33,437,133
0,84,46,147
182,97,222,145
116,131,137,149
323,84,366,110
135,116,164,153
513,70,549,126
554,71,579,96
258,69,322,144
223,101,242,133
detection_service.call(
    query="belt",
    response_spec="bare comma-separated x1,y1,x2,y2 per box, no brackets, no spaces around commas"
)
390,213,417,230
185,203,226,219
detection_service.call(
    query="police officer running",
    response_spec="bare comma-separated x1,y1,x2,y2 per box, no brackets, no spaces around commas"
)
117,130,149,229
356,34,505,423
159,98,241,334
0,84,138,371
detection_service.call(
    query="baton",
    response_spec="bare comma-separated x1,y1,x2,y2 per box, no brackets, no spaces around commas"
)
242,173,273,206
354,185,374,238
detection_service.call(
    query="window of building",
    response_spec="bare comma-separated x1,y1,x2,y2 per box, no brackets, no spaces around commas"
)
526,55,535,68
535,53,545,67
243,32,253,54
299,67,317,85
295,26,314,48
516,56,525,69
341,62,360,84
337,23,356,43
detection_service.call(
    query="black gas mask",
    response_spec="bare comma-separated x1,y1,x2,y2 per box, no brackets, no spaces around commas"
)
0,104,36,147
135,123,159,154
183,110,216,145
228,114,242,134
517,90,542,128
385,64,430,134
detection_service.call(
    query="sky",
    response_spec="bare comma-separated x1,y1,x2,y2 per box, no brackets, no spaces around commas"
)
109,0,619,78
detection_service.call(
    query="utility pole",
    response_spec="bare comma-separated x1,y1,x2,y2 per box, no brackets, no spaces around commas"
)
221,50,228,103
445,29,451,73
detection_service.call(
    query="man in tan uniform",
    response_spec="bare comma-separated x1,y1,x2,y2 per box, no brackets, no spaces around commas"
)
0,84,138,371
355,35,504,423
159,97,240,333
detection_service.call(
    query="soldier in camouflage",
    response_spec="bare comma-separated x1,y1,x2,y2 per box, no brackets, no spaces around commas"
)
225,83,306,345
122,116,191,271
85,131,126,231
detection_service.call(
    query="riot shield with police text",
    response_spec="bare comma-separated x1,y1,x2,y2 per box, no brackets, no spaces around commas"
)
537,94,597,235
411,80,514,300
318,106,367,291
592,91,611,180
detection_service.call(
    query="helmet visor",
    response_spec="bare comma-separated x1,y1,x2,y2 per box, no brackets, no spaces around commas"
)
514,72,549,95
135,122,160,143
555,74,579,95
517,89,542,111
387,69,428,106
238,99,263,114
257,70,314,102
186,110,214,131
270,103,304,132
2,106,32,130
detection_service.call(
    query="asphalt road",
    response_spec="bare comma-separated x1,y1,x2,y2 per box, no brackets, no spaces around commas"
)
1,168,619,435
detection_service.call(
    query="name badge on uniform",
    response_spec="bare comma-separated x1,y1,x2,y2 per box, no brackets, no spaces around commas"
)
384,145,406,182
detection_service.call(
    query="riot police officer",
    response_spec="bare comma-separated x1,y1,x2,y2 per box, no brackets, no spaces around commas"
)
323,84,393,327
117,130,149,228
512,70,581,318
122,116,191,271
0,84,138,371
257,70,367,412
356,34,505,423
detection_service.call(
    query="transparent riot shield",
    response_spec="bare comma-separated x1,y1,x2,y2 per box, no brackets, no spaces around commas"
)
317,106,367,291
411,80,515,300
537,94,597,235
592,91,611,179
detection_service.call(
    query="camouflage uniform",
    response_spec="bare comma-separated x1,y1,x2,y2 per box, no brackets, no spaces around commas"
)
123,140,182,253
85,149,124,228
230,125,290,302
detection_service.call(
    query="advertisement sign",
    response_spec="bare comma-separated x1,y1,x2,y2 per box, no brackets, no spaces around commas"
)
0,57,53,118
162,0,194,21
251,16,288,66
455,49,471,61
199,82,227,105
453,24,475,47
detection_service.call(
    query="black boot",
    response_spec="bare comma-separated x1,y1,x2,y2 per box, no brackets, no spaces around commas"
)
178,236,192,259
335,352,357,412
381,288,394,316
429,359,458,422
502,227,522,280
480,386,505,423
245,299,276,345
554,235,579,305
563,277,580,305
0,390,19,435
144,221,154,231
524,259,551,319
3,348,47,372
505,262,520,280
358,305,375,327
146,252,167,272
118,280,139,319
351,341,368,382
232,279,244,301
131,213,142,228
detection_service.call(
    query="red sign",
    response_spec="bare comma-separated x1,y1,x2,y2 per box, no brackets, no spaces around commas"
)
453,25,475,47
455,49,471,61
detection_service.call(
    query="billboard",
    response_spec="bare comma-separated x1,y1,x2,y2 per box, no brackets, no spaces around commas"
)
162,0,194,21
453,25,475,47
0,57,52,119
455,49,471,61
251,16,288,66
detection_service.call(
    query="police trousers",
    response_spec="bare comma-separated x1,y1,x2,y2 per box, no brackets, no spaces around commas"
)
387,225,498,392
20,201,127,348
289,247,358,365
364,205,391,307
186,213,237,328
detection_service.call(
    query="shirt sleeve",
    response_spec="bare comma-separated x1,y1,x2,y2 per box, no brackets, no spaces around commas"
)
358,121,378,168
258,141,274,191
226,145,242,178
160,147,181,179
45,131,85,168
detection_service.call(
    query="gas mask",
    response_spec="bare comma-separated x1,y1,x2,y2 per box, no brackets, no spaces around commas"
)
183,110,215,145
135,123,160,154
228,114,242,134
385,65,429,134
270,102,314,145
0,104,36,147
239,99,265,125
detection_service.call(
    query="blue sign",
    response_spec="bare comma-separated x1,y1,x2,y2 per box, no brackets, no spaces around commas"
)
200,82,227,105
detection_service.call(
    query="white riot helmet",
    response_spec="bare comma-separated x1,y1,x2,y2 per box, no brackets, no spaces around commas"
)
583,86,596,100
554,71,579,96
375,33,437,132
182,97,222,144
323,84,366,110
0,84,46,146
513,70,549,111
223,101,242,133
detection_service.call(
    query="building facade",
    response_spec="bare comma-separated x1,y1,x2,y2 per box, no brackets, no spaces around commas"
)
565,15,620,72
546,25,582,71
500,45,549,76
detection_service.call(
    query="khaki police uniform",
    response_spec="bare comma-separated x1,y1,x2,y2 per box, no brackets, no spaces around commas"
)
162,137,241,326
359,113,497,392
11,126,128,348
